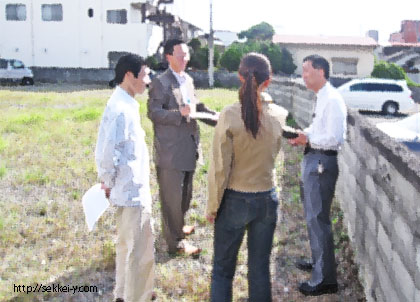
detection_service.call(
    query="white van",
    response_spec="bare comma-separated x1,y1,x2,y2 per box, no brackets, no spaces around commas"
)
0,58,34,85
337,78,416,115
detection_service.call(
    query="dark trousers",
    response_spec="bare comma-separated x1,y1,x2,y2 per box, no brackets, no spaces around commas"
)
301,153,338,285
210,189,278,302
156,166,194,252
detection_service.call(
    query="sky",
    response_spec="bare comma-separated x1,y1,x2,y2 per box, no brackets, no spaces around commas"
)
164,0,420,44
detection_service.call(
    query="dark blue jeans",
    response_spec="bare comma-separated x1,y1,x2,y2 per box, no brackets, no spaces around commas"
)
210,189,278,302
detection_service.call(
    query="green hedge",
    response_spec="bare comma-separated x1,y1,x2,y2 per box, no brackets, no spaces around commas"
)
219,41,296,75
371,59,420,87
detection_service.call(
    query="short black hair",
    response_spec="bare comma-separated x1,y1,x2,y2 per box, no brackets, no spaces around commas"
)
303,55,330,80
114,54,146,85
164,39,185,56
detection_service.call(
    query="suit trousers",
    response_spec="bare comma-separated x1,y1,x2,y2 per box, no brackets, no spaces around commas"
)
156,166,194,252
301,152,338,286
114,206,155,302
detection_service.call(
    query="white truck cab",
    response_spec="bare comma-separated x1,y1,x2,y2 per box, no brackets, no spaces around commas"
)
0,58,34,85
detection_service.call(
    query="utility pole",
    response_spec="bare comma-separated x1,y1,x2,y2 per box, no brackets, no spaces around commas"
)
208,0,214,87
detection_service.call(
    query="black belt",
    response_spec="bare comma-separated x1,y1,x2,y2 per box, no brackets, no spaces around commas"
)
304,146,337,156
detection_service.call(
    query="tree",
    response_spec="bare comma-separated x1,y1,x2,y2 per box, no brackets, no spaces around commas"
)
145,56,159,70
188,38,201,52
219,43,244,72
260,42,282,74
238,22,275,41
280,48,297,75
188,46,220,70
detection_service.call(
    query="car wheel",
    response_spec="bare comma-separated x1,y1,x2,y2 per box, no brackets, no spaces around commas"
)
382,101,398,115
21,77,34,86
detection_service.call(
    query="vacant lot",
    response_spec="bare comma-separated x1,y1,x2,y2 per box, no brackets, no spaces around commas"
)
0,84,365,301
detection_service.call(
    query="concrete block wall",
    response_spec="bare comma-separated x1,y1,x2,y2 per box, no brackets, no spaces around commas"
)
337,112,420,302
31,67,241,88
266,76,314,128
267,76,420,302
32,67,114,84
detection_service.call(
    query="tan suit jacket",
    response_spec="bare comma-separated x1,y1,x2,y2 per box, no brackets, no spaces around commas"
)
206,100,288,217
148,69,214,171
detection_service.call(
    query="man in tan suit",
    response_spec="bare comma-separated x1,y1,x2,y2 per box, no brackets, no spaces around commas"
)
148,39,216,256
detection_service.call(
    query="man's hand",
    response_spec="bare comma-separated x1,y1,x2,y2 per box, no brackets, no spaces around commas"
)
288,132,307,146
180,104,191,117
206,214,216,224
101,182,111,199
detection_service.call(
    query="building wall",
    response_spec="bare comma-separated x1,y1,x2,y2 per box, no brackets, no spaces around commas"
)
402,20,420,44
279,44,375,78
0,0,162,68
267,76,420,302
390,20,420,44
390,32,404,43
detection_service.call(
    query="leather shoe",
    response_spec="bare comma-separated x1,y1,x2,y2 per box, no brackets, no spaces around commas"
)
169,240,201,257
298,281,338,296
295,259,313,272
115,299,124,302
182,225,195,235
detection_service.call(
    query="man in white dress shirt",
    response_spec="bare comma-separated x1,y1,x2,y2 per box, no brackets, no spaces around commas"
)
289,54,347,296
95,54,155,302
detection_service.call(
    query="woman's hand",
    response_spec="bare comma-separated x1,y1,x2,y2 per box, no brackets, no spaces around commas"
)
288,132,307,146
206,214,216,224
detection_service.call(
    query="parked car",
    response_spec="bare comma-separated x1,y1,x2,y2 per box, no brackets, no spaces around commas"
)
376,112,420,153
0,58,34,85
337,78,416,115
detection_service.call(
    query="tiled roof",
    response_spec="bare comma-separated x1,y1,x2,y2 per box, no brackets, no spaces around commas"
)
273,34,378,46
389,42,420,47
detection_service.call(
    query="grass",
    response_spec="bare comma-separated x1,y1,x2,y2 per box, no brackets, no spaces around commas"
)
0,85,240,302
0,84,364,302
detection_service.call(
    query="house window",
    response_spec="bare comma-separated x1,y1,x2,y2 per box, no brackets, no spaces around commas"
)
332,58,358,76
107,9,127,24
41,4,63,21
88,8,93,18
6,4,26,21
0,59,8,69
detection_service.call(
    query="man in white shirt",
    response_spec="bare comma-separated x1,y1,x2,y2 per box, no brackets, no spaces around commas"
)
289,55,347,296
95,54,155,302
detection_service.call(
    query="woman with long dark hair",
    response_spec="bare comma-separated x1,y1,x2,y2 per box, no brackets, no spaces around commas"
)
206,53,288,302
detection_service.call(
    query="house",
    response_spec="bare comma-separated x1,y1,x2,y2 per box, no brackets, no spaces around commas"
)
0,0,202,70
0,0,167,69
213,30,239,47
273,34,378,84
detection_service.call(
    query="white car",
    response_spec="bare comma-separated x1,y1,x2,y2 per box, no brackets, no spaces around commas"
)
0,58,34,85
376,113,420,153
376,113,420,142
337,78,416,115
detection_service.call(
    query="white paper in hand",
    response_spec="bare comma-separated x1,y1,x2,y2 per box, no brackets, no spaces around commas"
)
82,183,110,232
